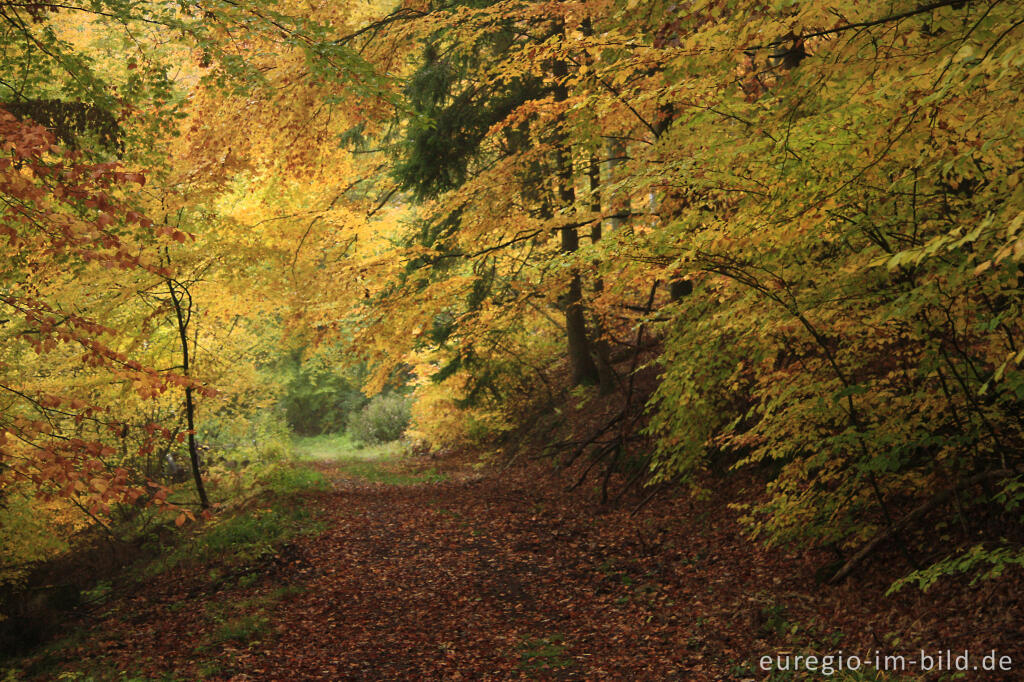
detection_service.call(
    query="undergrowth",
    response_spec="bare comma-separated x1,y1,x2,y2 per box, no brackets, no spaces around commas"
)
136,465,329,579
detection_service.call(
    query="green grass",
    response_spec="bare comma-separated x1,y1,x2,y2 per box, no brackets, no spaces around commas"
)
136,478,327,581
292,432,410,462
517,634,574,673
262,466,331,494
193,505,323,562
268,584,307,600
193,582,307,654
334,456,446,486
291,432,361,460
292,433,447,486
210,613,270,645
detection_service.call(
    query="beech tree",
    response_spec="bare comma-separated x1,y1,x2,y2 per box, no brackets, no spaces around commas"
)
344,0,1024,586
4,0,1024,593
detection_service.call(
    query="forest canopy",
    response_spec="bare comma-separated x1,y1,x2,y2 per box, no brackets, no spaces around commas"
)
2,0,1024,595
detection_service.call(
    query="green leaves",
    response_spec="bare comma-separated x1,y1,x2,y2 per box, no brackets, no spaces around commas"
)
618,0,1024,585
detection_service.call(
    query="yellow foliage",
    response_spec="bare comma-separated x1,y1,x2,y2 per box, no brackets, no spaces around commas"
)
0,487,75,588
406,356,509,451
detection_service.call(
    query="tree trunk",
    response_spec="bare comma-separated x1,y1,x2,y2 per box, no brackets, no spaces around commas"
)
588,152,616,394
167,280,210,510
552,43,600,387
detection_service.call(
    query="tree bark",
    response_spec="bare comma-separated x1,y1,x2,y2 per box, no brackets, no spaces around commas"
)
167,279,210,510
588,152,616,394
551,27,599,387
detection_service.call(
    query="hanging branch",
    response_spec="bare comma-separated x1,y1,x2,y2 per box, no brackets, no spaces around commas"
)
828,468,1015,583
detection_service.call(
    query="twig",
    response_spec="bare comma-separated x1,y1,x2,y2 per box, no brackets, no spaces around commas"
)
829,468,1015,583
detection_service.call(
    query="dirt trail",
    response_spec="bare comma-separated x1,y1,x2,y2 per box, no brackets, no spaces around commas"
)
243,461,757,679
28,455,1024,680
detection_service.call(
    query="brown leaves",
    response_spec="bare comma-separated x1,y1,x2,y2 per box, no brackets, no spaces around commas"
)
0,107,195,518
155,225,193,243
29,456,1024,679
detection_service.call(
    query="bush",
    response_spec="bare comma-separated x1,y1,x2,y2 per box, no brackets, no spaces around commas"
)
278,350,368,436
347,394,412,445
257,435,290,462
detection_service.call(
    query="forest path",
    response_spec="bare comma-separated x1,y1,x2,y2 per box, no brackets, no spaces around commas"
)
238,455,763,679
24,448,977,680
193,447,824,680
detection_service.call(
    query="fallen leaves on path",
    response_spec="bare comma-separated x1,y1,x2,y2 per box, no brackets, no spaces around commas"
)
34,453,1024,680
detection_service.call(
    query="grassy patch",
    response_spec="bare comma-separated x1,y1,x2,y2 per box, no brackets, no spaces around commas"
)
293,434,447,486
210,613,270,645
268,584,307,600
262,466,331,495
758,602,793,638
517,634,574,673
293,433,405,462
136,470,327,581
195,582,308,655
335,456,446,486
193,506,322,563
187,609,268,673
291,432,360,460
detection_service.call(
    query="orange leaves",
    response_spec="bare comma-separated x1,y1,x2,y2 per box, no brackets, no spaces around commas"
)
116,367,212,400
0,106,203,528
124,210,151,226
121,171,146,186
149,484,171,506
486,96,566,138
0,109,163,286
5,435,145,515
155,224,193,243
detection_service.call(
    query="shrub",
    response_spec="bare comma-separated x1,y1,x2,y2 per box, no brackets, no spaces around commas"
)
257,436,291,462
278,350,368,436
347,394,412,445
404,368,511,452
